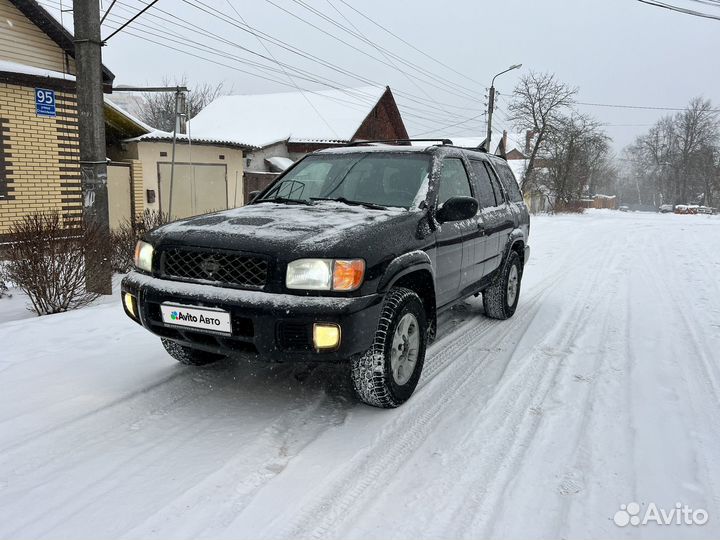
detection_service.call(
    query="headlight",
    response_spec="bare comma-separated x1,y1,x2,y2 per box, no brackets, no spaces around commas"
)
133,240,154,273
286,259,365,291
286,259,333,290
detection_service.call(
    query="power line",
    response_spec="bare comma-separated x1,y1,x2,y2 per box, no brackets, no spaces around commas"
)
102,0,159,42
635,0,720,20
223,0,338,138
93,0,476,126
180,0,484,116
264,0,483,105
576,100,720,112
334,0,489,90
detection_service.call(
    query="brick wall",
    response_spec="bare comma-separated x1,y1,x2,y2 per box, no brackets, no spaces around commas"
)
0,81,80,235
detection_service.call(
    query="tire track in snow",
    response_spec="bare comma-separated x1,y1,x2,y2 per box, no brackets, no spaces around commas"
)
439,236,620,538
263,247,594,540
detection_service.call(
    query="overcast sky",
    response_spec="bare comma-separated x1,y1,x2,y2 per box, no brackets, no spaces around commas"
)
47,0,720,152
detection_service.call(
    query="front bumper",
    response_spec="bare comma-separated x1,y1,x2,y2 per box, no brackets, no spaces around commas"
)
121,272,383,362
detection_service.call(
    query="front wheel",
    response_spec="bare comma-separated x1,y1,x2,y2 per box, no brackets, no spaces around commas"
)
161,338,225,366
351,287,427,408
483,250,522,320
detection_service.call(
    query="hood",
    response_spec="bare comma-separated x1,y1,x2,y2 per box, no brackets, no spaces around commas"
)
150,201,421,258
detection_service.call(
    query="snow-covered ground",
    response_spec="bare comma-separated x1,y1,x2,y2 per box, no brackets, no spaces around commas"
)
1,210,719,539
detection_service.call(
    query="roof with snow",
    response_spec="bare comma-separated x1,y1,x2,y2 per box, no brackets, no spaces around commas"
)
129,86,392,149
0,59,74,82
104,97,153,139
8,0,114,85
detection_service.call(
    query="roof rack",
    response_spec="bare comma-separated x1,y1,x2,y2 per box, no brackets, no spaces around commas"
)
346,138,454,146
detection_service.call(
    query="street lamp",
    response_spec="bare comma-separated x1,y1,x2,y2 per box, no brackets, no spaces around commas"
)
486,64,522,152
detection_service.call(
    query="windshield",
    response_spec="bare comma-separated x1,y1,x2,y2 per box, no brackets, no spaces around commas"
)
258,152,431,209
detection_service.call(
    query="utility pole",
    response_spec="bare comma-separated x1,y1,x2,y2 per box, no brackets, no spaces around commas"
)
73,0,111,294
168,88,187,218
486,85,495,153
486,64,522,153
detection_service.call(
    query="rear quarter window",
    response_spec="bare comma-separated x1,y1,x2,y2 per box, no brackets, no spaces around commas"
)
493,162,524,203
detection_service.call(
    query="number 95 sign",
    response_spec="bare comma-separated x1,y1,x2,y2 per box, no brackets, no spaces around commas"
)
35,88,56,118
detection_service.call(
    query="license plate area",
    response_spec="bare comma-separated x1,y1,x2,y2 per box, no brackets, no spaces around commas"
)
160,303,232,335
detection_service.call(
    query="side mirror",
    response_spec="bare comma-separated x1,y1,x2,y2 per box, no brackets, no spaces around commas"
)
436,196,478,223
249,190,260,202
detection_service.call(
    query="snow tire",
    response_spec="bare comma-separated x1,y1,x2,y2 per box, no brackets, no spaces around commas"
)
161,338,225,366
351,287,427,408
483,249,522,320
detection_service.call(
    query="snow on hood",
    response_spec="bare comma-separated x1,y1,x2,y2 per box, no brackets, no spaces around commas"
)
152,201,411,256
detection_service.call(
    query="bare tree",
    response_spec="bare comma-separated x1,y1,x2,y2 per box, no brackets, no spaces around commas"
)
508,72,577,189
136,76,227,131
624,97,719,206
543,113,612,205
675,97,719,203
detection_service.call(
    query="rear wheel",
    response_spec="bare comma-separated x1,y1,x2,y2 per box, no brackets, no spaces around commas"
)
351,287,427,408
161,338,225,366
483,250,522,320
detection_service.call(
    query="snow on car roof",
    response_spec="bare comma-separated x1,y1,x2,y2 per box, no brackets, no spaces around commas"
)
166,86,389,149
318,144,432,154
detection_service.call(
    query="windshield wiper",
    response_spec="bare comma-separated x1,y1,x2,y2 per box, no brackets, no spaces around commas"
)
255,197,313,206
310,197,387,210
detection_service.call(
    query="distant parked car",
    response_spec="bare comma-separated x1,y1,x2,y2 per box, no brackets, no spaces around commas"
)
659,204,674,213
674,205,688,214
697,206,714,215
619,205,629,212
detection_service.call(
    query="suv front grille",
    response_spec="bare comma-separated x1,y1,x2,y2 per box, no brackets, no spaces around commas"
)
159,248,268,289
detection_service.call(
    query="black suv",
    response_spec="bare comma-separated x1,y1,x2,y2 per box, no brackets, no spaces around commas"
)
121,141,530,408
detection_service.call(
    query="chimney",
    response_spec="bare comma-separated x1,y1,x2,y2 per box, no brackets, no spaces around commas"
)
525,130,534,156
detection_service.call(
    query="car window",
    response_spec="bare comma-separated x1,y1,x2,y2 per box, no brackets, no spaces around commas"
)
493,162,524,203
259,153,431,209
438,158,472,205
483,162,506,205
469,159,498,208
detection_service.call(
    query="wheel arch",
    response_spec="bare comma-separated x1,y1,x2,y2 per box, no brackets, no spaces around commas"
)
378,251,436,324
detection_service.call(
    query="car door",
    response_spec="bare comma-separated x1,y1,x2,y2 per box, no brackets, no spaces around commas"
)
480,161,515,275
433,157,478,307
469,158,502,282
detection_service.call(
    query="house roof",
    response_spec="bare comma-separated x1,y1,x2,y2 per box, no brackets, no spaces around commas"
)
104,97,153,138
8,0,115,86
171,85,391,149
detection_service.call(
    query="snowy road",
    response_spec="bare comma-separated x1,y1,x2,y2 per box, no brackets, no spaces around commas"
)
1,210,719,539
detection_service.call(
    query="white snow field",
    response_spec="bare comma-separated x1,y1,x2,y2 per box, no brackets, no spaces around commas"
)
1,210,719,539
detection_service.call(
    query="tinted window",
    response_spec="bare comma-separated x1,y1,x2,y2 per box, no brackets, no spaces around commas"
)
484,163,506,205
494,162,524,203
469,159,497,208
438,158,472,205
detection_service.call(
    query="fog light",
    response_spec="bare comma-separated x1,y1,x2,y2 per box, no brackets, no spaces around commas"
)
123,292,138,319
313,323,341,350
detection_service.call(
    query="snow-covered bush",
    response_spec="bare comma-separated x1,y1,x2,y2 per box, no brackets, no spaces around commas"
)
3,212,105,315
110,209,169,273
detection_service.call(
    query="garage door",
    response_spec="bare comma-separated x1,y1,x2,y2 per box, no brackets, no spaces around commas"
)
158,163,228,219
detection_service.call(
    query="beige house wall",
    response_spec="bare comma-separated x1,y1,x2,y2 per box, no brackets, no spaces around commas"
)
0,0,75,74
113,140,245,214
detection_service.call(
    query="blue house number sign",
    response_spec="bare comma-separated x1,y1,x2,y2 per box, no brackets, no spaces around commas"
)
35,88,56,117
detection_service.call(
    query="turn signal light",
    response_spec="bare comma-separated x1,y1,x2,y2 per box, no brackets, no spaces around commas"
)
332,259,365,291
